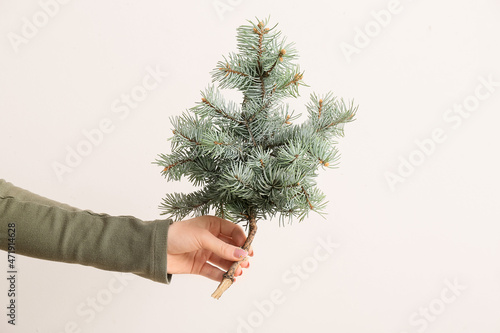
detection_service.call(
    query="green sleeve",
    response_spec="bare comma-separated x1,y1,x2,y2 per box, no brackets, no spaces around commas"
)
0,179,172,284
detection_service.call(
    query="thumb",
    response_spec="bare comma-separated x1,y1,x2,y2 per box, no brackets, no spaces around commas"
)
200,232,248,261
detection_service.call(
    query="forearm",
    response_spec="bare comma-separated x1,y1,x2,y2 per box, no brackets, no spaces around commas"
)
0,179,172,283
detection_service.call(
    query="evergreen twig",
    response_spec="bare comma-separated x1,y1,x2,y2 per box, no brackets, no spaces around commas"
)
156,17,357,299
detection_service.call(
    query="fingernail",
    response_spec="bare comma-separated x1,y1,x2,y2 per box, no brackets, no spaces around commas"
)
234,248,248,259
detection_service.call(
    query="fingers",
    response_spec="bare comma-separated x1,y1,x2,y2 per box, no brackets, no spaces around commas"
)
199,216,252,261
217,233,254,257
208,216,255,257
208,215,248,248
199,230,249,262
207,252,250,271
198,262,245,282
199,263,225,282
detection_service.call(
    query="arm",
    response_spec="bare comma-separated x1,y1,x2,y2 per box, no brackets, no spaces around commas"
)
0,179,172,283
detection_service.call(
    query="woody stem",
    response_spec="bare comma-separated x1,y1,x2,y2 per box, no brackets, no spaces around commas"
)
211,215,258,299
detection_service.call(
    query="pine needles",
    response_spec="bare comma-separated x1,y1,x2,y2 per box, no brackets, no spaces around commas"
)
155,17,357,226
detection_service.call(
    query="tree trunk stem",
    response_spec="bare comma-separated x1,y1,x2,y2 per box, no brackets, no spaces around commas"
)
211,216,257,299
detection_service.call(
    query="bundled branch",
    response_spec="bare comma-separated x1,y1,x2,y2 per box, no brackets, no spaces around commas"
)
155,17,357,299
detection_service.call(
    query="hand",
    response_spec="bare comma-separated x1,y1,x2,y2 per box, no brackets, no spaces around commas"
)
166,215,253,282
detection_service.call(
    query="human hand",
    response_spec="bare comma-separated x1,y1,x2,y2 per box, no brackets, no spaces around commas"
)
166,215,253,282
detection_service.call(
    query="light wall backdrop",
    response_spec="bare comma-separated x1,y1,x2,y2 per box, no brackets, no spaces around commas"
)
1,0,499,332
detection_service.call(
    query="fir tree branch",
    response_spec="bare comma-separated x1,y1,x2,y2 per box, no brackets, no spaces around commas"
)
219,63,248,78
244,120,257,146
284,73,304,88
157,17,357,299
201,97,244,125
252,21,271,100
259,79,266,99
301,186,314,210
163,158,192,172
233,174,259,196
316,112,353,133
247,87,276,122
211,140,243,153
264,49,286,77
253,21,269,60
160,189,213,221
172,129,201,145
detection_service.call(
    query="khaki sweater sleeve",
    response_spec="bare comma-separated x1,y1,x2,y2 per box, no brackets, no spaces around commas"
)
0,179,172,284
